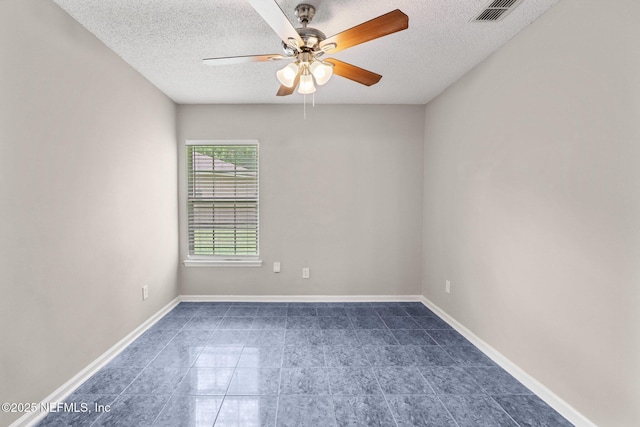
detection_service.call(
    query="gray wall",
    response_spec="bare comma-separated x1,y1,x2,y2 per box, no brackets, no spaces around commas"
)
422,0,640,425
178,104,424,296
0,1,179,425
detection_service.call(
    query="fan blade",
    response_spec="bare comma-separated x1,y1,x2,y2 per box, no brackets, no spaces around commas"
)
325,59,382,86
321,9,408,54
276,69,301,96
248,0,304,48
203,54,286,66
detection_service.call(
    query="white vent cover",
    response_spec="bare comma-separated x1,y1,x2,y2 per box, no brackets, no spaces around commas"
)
472,0,525,22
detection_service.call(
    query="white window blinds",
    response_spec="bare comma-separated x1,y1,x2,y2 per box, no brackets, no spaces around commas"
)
186,143,259,257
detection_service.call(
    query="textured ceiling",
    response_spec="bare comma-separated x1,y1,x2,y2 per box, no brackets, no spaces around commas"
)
52,0,560,104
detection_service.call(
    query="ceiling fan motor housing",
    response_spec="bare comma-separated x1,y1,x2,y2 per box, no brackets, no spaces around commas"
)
282,26,326,55
281,4,326,55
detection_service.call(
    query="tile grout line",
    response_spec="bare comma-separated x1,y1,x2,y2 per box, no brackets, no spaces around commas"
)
88,309,195,427
416,367,462,427
488,394,524,427
147,310,206,426
156,305,235,426
147,307,212,426
323,345,341,427
370,364,400,427
211,315,247,427
274,325,286,427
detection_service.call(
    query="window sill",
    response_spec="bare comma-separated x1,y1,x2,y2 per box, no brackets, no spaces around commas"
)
183,258,263,268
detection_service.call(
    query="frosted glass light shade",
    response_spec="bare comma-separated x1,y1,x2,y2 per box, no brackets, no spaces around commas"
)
276,63,299,88
310,61,333,85
297,73,316,94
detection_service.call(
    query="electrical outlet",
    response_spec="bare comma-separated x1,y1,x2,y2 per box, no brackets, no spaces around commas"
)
142,285,149,300
273,262,281,273
302,268,310,279
445,280,451,294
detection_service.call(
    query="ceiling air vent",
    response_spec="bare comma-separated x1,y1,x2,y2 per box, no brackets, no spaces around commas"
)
472,0,524,22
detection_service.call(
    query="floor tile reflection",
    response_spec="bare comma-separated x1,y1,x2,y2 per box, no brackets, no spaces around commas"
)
227,368,280,395
154,395,223,427
214,396,277,427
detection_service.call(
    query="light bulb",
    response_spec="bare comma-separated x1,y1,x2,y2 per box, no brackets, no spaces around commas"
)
309,61,333,85
297,73,316,94
276,63,299,88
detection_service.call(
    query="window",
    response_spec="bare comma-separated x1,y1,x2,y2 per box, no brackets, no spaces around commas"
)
184,141,260,266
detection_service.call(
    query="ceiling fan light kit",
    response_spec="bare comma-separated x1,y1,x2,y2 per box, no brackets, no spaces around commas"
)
309,60,333,85
276,59,333,90
276,62,299,87
298,72,316,94
202,0,409,98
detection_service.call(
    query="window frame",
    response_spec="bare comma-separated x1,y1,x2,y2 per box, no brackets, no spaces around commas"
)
183,140,262,268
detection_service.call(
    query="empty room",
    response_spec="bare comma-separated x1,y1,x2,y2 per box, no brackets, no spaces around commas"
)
1,0,638,426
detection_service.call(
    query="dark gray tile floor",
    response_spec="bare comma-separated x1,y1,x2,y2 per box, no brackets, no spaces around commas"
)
38,302,574,426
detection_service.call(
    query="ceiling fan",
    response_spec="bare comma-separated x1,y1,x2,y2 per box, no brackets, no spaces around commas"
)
202,0,409,96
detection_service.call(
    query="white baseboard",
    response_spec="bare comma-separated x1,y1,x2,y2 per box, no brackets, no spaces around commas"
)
418,296,597,427
180,294,423,303
10,297,180,427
